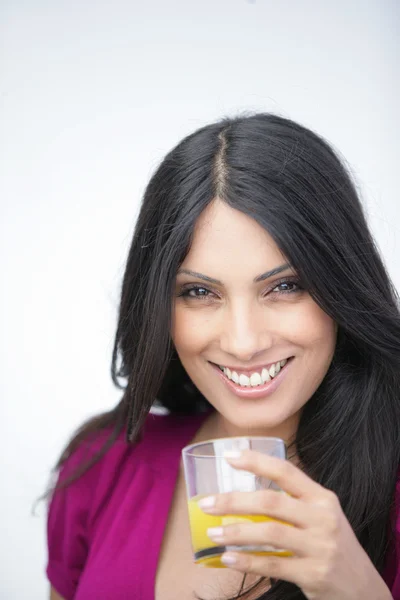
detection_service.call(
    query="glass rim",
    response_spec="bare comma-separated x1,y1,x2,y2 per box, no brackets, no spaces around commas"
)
182,435,286,458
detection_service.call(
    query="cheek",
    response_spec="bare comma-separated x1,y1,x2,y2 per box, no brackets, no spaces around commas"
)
287,309,337,389
281,303,337,400
172,306,213,355
280,299,336,349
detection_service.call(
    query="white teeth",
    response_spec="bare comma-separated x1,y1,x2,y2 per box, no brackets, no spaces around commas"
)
220,358,291,387
239,374,250,387
231,370,239,384
261,368,270,383
250,372,262,387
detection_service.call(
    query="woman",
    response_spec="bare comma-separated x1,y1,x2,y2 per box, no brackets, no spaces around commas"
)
46,113,400,600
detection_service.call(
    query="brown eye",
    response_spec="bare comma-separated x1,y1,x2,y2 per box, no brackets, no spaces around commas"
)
178,285,216,299
273,282,297,293
187,287,210,297
270,278,303,295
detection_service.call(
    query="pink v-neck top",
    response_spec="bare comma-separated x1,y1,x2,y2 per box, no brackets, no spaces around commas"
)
46,412,400,599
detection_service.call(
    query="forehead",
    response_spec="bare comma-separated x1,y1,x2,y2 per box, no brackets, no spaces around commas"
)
182,199,285,272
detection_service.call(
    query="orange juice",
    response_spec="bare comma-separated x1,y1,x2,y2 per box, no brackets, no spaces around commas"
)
188,495,293,568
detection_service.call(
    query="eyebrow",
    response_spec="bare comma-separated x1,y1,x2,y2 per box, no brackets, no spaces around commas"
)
177,263,292,285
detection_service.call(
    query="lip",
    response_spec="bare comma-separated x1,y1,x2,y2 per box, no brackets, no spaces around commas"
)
210,357,293,400
213,358,292,375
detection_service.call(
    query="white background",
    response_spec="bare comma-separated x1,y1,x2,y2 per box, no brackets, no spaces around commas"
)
1,1,399,597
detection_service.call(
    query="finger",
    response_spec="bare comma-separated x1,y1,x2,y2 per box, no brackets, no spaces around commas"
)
224,450,325,500
198,489,321,529
207,519,310,557
220,551,307,585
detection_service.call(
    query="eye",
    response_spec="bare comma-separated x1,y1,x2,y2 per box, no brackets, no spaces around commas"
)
270,279,303,295
187,287,209,298
178,285,216,300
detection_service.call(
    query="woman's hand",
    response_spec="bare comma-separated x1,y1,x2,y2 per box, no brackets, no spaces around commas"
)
198,450,392,600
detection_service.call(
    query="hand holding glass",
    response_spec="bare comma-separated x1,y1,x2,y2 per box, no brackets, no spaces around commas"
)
182,437,293,568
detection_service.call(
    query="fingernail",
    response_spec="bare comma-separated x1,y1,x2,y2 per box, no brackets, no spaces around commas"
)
223,450,242,459
221,552,238,566
207,526,224,540
198,496,216,509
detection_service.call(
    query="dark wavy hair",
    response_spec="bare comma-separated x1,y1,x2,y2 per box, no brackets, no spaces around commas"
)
47,113,400,600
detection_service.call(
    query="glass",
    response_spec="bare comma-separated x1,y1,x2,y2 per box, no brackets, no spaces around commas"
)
182,436,292,568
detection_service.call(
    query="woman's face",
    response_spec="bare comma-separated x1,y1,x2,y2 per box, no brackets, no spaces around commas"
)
172,199,337,439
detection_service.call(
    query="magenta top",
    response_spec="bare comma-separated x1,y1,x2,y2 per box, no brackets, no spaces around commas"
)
46,412,400,599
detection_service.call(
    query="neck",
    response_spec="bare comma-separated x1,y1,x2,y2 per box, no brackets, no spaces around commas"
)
198,410,300,450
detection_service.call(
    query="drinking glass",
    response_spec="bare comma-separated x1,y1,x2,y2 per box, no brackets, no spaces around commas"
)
182,436,292,568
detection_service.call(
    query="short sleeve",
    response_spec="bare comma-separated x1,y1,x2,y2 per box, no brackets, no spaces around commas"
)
46,446,94,599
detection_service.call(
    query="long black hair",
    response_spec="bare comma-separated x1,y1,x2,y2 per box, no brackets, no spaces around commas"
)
48,113,400,599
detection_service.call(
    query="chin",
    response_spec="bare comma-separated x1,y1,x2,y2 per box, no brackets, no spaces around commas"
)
215,401,299,438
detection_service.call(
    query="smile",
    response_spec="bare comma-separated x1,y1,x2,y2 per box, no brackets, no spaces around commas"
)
218,359,289,387
210,357,293,400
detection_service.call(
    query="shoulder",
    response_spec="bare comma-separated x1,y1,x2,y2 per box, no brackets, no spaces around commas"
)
51,411,187,489
46,410,204,599
56,411,192,471
50,410,206,506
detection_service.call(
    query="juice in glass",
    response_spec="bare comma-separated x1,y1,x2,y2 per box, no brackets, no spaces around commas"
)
183,437,291,567
188,495,293,567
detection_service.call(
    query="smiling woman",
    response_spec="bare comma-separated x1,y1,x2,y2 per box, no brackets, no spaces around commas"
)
172,200,337,440
44,113,400,600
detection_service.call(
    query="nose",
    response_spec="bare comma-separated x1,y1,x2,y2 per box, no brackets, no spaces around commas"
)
219,302,273,363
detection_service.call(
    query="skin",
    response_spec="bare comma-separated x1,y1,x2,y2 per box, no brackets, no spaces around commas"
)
173,198,337,444
172,199,391,599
